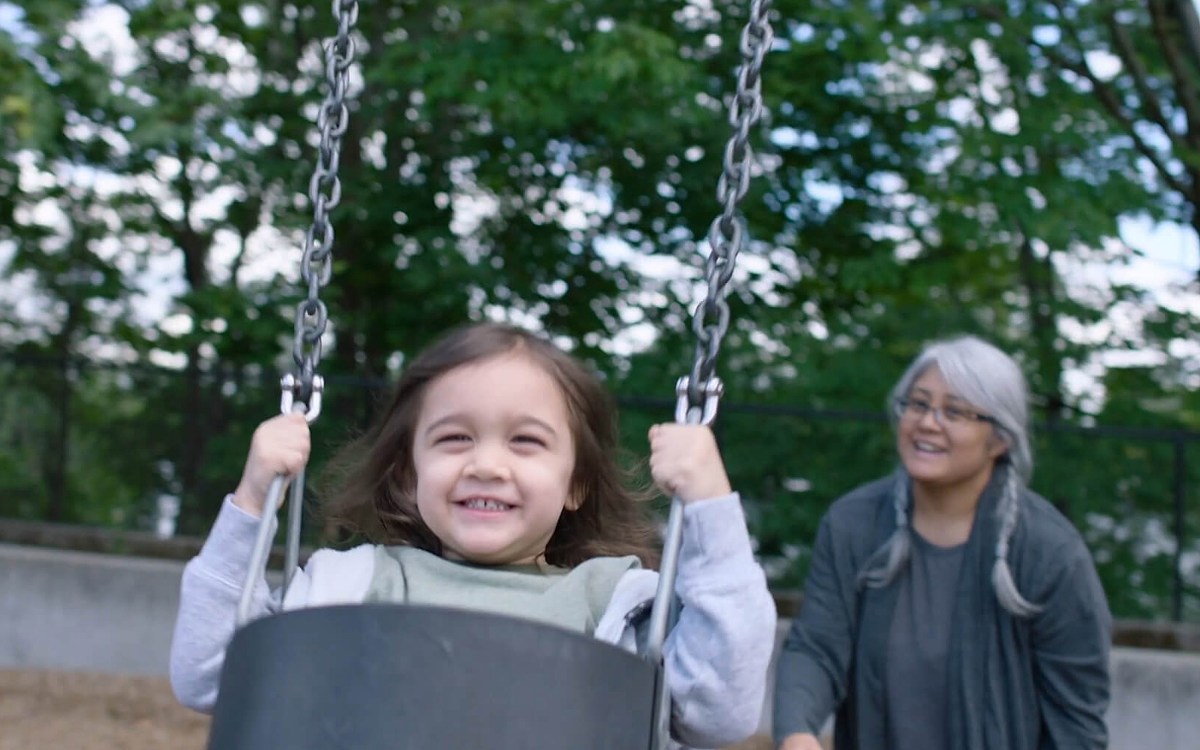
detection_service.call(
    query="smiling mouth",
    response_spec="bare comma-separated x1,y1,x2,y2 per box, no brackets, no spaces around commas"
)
457,498,514,511
913,441,947,454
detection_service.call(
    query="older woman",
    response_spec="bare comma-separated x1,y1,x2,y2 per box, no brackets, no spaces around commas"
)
773,335,1111,750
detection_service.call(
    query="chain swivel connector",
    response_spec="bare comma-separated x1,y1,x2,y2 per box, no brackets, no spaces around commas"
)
674,376,724,426
280,373,325,423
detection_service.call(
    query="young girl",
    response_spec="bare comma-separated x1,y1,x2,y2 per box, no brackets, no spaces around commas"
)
170,322,776,749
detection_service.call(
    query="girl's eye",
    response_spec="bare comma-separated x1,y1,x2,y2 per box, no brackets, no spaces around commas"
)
512,434,546,447
435,433,470,444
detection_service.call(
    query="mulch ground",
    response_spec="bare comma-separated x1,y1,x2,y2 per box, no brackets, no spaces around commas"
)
0,668,780,749
0,670,209,750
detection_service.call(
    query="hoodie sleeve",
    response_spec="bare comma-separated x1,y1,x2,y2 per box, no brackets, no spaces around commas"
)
168,497,381,714
168,496,283,713
662,493,778,749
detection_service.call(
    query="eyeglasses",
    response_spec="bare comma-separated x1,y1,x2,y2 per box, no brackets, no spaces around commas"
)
894,397,996,427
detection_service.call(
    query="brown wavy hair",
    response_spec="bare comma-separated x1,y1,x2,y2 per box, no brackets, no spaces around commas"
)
319,322,661,569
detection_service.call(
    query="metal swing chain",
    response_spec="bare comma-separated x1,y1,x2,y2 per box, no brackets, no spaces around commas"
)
685,0,775,417
646,4,773,746
288,0,360,415
239,0,361,627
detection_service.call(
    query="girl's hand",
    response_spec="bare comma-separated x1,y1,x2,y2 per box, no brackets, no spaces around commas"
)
231,413,311,518
647,423,732,503
778,733,825,750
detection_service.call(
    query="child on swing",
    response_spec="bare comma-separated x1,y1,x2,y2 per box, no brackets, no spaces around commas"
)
170,322,775,748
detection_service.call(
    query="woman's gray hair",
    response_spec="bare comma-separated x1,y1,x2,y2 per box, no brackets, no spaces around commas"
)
858,335,1042,617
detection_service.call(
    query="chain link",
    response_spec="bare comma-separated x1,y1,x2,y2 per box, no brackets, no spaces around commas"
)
684,0,774,413
291,0,359,411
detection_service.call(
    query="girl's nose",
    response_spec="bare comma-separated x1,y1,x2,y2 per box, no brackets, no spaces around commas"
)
465,444,509,480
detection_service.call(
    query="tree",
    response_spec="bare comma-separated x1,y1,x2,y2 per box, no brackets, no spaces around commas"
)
2,1,1197,618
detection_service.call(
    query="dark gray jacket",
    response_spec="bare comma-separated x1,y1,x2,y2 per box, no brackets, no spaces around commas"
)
773,470,1111,749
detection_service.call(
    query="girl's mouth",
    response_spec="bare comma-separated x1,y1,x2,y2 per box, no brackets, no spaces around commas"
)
457,497,514,511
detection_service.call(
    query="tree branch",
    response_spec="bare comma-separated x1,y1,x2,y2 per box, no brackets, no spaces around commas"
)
1149,0,1200,149
1034,40,1190,196
1170,0,1200,79
1104,10,1182,142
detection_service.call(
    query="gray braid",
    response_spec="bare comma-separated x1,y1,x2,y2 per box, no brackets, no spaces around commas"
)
857,472,912,589
991,463,1042,617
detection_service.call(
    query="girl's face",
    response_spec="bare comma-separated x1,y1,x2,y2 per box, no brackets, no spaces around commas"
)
410,353,578,565
896,366,1007,497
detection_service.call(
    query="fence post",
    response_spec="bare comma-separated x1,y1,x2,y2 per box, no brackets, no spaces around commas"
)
1173,436,1187,622
47,354,72,521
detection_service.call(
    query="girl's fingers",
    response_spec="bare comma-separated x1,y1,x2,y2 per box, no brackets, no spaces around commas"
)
648,423,730,502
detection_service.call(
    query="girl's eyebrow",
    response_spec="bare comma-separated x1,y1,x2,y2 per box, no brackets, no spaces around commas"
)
421,413,560,437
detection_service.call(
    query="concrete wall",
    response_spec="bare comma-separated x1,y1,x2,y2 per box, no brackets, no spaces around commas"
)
1106,647,1200,750
3,542,1199,748
0,543,185,676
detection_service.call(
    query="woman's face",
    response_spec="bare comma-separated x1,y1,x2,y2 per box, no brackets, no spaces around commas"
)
896,366,1007,496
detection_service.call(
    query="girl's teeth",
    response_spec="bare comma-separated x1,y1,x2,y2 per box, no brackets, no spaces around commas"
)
464,498,509,510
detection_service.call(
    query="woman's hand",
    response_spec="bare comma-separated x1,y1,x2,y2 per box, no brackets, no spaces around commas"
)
231,413,311,517
778,732,825,750
648,423,732,503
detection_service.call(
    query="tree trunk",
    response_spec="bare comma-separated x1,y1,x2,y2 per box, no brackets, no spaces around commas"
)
1016,222,1067,422
44,299,81,522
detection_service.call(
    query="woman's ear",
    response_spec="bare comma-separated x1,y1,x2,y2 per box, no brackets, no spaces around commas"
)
987,430,1010,461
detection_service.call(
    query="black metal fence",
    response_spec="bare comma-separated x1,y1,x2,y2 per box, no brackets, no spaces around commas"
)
2,352,1197,622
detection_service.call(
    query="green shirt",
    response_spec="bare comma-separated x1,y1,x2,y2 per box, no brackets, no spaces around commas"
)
365,546,641,636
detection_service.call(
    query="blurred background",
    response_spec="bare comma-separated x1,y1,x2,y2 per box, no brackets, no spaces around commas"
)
1,0,1198,628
